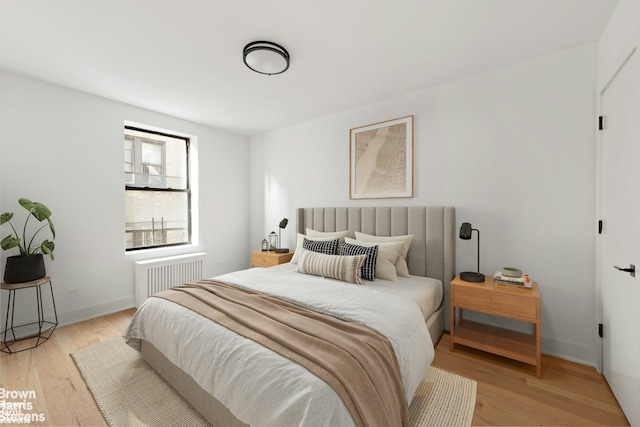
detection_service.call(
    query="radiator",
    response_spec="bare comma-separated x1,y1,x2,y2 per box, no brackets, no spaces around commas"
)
134,252,207,307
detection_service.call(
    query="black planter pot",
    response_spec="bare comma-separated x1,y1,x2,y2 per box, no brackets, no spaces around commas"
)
3,254,46,284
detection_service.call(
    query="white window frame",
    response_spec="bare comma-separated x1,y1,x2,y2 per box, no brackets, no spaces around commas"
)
124,124,192,251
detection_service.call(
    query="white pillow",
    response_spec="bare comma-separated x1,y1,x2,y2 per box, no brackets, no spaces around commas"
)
354,232,415,277
306,229,350,239
295,249,367,285
290,233,338,264
306,229,350,255
344,237,403,281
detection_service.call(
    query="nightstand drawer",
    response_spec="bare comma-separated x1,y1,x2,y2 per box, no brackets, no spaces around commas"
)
252,252,276,267
453,286,538,320
251,251,293,267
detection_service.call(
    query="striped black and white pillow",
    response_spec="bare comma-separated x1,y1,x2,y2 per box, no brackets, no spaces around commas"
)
295,249,367,285
340,241,378,281
303,237,339,255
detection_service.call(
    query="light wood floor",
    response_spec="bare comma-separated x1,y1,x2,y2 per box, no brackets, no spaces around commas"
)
432,333,628,426
0,309,629,426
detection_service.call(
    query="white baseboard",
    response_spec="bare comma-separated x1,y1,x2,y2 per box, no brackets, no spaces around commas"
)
57,296,135,328
541,336,596,368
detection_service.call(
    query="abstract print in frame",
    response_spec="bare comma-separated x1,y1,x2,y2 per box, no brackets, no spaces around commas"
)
349,115,414,199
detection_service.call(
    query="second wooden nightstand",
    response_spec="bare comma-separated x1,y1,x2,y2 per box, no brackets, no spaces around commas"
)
251,251,294,268
450,274,542,377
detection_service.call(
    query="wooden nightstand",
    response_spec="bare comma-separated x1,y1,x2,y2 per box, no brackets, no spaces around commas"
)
251,251,294,267
450,274,542,377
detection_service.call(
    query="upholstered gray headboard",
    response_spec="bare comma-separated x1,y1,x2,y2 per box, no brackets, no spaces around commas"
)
296,206,456,330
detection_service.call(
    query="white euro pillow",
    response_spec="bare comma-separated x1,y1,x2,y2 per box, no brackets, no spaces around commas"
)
344,237,403,281
354,232,415,277
306,229,350,239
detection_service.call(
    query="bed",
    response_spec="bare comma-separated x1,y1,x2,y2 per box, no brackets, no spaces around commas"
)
124,206,456,427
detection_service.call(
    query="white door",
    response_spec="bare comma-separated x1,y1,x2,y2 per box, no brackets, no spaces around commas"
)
599,42,640,426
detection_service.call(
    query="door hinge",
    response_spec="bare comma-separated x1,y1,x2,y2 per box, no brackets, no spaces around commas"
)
598,323,603,338
598,220,603,234
598,116,604,130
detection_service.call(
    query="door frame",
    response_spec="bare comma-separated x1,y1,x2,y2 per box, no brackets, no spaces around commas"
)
595,33,639,374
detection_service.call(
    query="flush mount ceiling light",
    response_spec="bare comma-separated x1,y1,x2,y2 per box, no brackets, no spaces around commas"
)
243,41,290,75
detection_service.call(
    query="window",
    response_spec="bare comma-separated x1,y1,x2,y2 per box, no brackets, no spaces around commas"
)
124,126,191,250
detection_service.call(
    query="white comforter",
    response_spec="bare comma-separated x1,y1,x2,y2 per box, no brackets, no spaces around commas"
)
123,265,434,427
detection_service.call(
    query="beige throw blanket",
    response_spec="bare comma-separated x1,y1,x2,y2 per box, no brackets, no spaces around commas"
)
154,279,409,427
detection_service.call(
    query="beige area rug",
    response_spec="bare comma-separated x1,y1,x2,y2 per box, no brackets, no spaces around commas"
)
72,338,476,427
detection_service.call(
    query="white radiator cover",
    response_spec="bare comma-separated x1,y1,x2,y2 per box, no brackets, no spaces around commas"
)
134,252,207,307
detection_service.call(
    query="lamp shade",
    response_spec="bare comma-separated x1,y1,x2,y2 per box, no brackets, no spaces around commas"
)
243,41,290,75
459,222,473,240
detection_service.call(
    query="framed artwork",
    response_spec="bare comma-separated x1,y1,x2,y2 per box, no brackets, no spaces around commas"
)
349,115,414,199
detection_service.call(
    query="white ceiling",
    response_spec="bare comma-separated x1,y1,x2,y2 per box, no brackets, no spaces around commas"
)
0,0,618,136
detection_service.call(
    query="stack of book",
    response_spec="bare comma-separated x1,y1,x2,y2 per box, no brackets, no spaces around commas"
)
493,271,533,288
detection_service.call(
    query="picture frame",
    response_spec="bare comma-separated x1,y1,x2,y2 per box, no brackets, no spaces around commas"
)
349,115,414,199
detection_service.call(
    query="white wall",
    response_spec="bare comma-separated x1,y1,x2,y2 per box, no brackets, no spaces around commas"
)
249,43,599,365
0,71,250,326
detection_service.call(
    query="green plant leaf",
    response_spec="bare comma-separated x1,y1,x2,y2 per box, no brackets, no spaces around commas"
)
47,217,56,239
1,212,13,225
18,198,34,211
19,198,52,222
19,198,55,240
1,235,20,250
41,240,55,261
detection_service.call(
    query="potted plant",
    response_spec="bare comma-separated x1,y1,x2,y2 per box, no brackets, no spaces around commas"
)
1,198,55,283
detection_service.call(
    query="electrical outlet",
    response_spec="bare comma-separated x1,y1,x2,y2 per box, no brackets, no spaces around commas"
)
67,288,80,296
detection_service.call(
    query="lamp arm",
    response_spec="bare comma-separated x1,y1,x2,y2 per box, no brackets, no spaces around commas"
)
474,228,480,274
